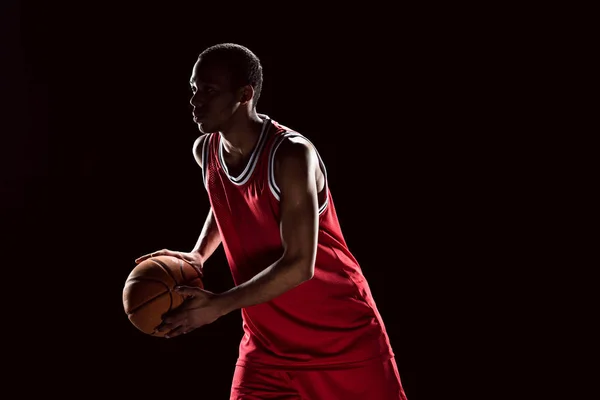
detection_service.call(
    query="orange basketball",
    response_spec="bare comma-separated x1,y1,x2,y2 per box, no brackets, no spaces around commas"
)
122,255,203,337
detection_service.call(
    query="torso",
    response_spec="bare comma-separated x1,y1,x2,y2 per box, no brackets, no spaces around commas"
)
196,115,394,369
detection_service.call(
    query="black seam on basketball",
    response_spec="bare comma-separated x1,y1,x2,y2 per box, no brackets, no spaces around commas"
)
125,277,169,285
150,258,178,312
125,279,170,315
178,258,183,279
191,261,202,279
151,258,178,287
177,256,202,280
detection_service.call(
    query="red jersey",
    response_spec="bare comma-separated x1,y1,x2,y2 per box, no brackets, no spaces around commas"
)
200,115,394,369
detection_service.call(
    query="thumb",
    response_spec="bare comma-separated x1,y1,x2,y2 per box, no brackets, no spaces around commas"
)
174,285,202,296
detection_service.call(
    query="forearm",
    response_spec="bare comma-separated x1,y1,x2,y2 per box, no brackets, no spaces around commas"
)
192,208,222,263
216,255,312,315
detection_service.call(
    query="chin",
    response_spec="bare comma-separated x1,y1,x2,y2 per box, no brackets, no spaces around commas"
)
198,122,217,134
198,123,209,133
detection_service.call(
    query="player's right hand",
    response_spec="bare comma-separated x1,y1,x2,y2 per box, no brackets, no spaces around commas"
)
135,249,204,277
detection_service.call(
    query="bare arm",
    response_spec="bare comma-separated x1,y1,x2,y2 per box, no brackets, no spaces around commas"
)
192,207,222,263
214,137,319,314
191,133,222,262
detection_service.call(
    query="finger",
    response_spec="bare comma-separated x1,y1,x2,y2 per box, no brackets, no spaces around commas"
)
154,322,171,334
135,254,151,264
156,249,179,257
179,256,204,277
164,325,188,339
172,252,191,262
155,318,180,333
135,249,170,264
174,254,202,273
135,251,159,264
174,285,202,297
162,308,187,325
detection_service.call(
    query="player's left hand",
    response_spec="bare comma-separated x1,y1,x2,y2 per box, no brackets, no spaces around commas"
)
155,286,225,338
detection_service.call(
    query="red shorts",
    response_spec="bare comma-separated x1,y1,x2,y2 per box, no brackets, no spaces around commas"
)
230,356,407,400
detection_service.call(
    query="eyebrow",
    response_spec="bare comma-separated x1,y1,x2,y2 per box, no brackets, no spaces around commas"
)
190,79,213,85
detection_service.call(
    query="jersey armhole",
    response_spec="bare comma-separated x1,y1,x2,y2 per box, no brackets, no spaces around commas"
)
268,132,329,215
193,133,211,190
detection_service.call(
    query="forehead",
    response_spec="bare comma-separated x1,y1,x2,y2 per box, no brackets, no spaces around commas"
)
190,58,232,87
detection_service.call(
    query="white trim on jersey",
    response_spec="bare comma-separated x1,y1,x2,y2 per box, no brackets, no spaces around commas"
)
201,133,211,190
218,115,271,186
268,131,329,215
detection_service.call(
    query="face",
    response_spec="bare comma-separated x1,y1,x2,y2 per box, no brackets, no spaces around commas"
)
189,58,243,133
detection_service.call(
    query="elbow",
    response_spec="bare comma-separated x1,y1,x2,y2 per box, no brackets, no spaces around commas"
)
298,256,315,282
302,263,314,282
284,253,315,283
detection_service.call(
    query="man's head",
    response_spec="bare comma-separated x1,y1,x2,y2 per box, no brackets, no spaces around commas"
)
189,43,263,133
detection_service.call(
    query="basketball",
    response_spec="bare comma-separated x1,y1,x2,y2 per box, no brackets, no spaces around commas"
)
123,255,204,337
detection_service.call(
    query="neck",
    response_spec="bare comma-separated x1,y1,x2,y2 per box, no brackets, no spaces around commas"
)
220,110,264,157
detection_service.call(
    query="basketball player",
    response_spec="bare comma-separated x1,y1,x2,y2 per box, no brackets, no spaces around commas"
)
135,43,408,400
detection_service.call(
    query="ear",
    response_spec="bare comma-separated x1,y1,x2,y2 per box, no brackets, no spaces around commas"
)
239,85,254,105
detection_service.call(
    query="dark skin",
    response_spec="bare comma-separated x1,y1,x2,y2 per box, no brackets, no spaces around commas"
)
135,57,325,338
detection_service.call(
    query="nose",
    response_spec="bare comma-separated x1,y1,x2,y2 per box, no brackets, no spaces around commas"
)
190,89,210,108
190,91,200,107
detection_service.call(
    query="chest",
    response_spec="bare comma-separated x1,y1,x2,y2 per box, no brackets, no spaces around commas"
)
221,151,251,179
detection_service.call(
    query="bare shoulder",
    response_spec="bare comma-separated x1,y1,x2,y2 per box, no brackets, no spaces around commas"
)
275,136,316,168
274,135,319,183
192,133,211,168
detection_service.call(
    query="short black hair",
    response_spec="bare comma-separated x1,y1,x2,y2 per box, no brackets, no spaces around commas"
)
198,43,263,107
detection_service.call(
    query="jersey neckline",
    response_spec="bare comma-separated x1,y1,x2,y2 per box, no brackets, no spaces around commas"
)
218,114,271,185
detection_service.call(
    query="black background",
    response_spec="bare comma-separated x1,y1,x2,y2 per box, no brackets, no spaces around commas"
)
0,2,485,399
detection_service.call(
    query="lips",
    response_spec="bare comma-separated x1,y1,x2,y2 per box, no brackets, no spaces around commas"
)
193,112,206,122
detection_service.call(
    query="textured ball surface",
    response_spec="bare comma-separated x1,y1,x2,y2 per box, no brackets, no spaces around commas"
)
123,255,203,337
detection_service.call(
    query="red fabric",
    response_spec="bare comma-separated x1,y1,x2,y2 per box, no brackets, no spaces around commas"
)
230,356,407,400
203,116,395,369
